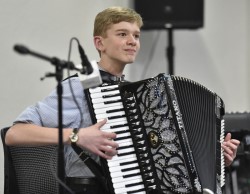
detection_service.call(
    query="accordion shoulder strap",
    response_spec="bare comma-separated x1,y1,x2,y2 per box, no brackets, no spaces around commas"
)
71,144,109,193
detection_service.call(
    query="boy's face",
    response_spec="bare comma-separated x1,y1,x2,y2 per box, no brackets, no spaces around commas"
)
97,21,141,65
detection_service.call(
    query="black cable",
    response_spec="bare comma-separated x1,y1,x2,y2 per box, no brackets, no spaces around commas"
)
66,37,84,130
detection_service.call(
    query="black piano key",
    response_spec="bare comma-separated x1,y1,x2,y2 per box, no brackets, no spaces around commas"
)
104,99,122,104
115,129,130,135
123,171,141,178
117,150,136,157
117,144,134,151
110,124,128,129
101,87,119,92
121,166,140,172
108,114,126,120
102,93,120,98
120,159,138,166
125,181,144,188
106,108,124,113
127,188,146,194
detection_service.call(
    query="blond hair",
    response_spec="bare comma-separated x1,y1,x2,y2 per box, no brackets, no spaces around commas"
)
93,7,143,37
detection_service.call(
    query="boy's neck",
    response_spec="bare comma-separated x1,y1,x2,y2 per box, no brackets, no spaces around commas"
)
98,60,126,77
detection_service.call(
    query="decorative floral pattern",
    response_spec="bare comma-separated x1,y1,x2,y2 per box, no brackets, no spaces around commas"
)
135,76,195,193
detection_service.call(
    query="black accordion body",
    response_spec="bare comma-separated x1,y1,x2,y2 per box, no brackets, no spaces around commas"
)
85,74,225,194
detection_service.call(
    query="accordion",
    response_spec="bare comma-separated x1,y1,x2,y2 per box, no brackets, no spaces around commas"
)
85,74,225,194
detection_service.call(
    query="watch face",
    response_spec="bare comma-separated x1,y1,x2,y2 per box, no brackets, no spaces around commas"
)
70,134,78,143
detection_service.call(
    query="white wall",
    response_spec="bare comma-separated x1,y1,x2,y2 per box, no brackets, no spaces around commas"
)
0,0,249,193
126,0,250,112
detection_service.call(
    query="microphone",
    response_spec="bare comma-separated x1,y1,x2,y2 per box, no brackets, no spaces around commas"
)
75,41,102,89
75,60,102,89
14,45,30,54
77,43,93,75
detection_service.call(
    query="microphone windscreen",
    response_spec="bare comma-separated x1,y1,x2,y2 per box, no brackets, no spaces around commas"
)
14,45,30,54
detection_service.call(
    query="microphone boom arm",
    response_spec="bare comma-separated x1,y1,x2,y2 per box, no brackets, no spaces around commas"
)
14,44,81,72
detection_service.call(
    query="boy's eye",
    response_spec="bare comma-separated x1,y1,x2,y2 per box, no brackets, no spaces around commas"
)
134,34,140,39
119,33,127,36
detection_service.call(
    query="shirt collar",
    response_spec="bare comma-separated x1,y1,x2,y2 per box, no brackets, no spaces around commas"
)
99,70,125,83
98,64,125,83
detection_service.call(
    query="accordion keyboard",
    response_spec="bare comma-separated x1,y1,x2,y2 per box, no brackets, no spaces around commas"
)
89,84,147,194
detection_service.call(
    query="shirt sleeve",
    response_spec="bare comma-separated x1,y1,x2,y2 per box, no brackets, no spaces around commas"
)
14,76,85,128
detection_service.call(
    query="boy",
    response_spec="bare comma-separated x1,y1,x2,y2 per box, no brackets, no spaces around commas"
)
5,6,239,194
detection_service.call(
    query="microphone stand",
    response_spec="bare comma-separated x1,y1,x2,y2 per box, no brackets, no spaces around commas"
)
14,45,79,194
166,28,175,75
54,59,65,194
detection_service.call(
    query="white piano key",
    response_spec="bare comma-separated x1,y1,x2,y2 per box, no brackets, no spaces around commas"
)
92,95,121,104
94,104,124,114
115,138,133,145
118,141,133,147
110,158,138,170
97,117,127,124
117,147,135,155
114,183,145,194
111,174,143,184
115,188,145,194
102,126,129,133
111,152,137,162
109,162,139,173
116,132,131,138
110,168,140,178
108,158,137,168
93,101,123,109
114,188,127,194
108,156,137,167
113,177,144,189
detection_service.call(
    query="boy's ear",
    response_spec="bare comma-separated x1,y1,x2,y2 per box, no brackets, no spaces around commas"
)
94,36,104,51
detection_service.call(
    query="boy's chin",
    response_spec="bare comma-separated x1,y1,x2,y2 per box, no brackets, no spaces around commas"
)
124,57,136,64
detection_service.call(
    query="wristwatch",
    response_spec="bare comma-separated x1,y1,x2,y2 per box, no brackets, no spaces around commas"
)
69,128,79,144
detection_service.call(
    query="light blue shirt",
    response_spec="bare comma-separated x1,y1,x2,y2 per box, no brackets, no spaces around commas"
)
14,75,99,177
